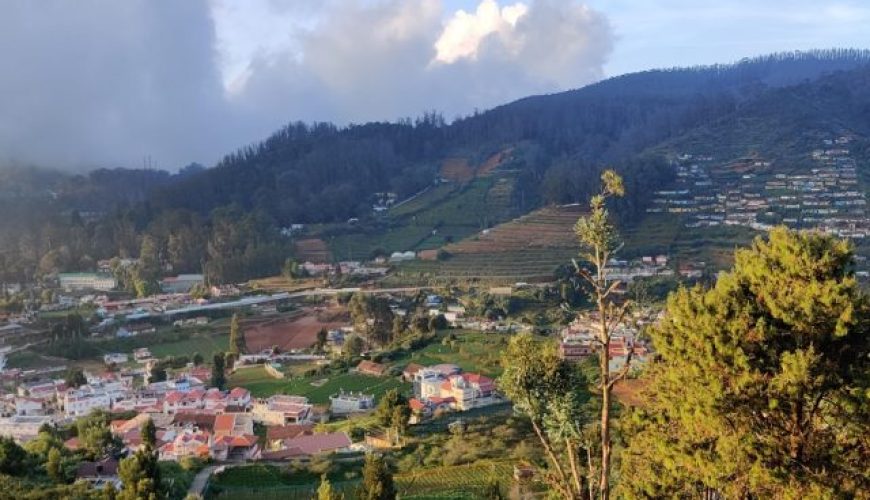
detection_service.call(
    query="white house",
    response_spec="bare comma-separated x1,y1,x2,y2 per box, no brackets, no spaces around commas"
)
329,391,375,415
103,353,128,365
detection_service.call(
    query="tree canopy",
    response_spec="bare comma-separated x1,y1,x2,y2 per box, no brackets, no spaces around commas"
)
618,228,870,498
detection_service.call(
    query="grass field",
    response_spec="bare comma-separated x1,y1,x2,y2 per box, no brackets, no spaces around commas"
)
149,332,231,359
227,365,411,403
391,331,506,378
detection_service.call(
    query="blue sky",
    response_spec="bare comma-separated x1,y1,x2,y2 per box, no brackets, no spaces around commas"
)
1,0,868,169
446,0,870,76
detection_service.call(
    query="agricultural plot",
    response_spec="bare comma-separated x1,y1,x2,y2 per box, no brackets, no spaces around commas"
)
206,461,515,500
395,205,583,282
293,238,332,263
244,309,345,353
323,176,518,260
397,461,514,499
227,366,410,403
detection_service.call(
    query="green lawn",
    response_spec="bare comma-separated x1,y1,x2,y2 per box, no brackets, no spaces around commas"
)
149,332,230,359
390,331,507,378
227,366,411,403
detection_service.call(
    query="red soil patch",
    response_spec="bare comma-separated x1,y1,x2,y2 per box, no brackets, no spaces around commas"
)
440,158,474,182
294,238,332,263
244,309,346,353
476,148,513,176
417,249,439,261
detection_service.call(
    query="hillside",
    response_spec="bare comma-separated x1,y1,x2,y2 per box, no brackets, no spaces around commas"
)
3,50,870,286
393,205,585,284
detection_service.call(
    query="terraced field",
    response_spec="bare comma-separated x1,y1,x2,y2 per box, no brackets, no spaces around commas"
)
395,205,584,283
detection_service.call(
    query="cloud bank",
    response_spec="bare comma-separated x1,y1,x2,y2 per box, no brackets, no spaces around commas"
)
0,0,613,170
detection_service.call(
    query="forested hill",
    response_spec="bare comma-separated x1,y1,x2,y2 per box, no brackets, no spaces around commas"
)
2,49,870,286
150,49,870,225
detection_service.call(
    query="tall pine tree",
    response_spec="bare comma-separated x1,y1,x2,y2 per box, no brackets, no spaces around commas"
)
618,228,869,498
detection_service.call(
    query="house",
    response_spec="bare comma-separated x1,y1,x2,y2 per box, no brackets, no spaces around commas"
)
402,363,424,382
76,458,121,489
58,273,116,292
117,323,157,338
214,413,254,439
14,397,44,416
356,360,387,377
265,424,314,450
103,353,128,365
0,415,54,443
439,373,495,411
329,391,374,415
0,323,25,344
251,395,312,425
159,274,204,293
261,432,352,460
133,348,153,362
162,389,206,414
227,387,252,408
212,433,260,461
159,428,211,461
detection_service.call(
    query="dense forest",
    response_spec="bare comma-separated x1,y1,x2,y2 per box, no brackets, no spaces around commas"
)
1,49,869,285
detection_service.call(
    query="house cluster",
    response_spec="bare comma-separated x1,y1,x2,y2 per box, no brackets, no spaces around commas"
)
300,260,389,278
402,363,499,422
559,311,653,371
650,140,868,243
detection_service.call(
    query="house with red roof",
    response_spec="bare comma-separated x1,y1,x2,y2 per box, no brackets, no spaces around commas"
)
260,432,351,460
252,395,312,425
356,360,388,377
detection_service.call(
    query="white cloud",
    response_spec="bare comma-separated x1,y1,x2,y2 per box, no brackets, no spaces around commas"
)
0,0,613,170
434,0,529,63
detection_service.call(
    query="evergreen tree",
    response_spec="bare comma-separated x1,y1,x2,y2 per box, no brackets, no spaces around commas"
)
118,448,160,500
0,436,27,475
141,417,156,450
357,454,395,500
229,313,244,354
317,474,342,500
211,353,226,390
46,447,63,483
316,328,328,352
618,228,870,498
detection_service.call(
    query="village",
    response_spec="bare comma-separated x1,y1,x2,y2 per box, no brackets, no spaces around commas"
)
649,137,869,239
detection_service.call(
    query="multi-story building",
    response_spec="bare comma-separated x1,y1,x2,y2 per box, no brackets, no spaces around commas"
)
58,273,117,292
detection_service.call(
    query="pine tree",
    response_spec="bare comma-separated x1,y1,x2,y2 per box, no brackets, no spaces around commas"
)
229,313,244,354
317,475,342,500
46,447,63,483
357,454,395,500
141,417,156,450
618,228,870,498
211,353,226,390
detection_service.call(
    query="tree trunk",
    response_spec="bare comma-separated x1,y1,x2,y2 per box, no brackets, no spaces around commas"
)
598,281,611,500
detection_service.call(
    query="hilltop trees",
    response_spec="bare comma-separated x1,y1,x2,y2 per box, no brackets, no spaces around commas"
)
618,228,870,498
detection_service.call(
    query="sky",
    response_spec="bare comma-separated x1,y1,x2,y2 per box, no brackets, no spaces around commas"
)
0,0,868,171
